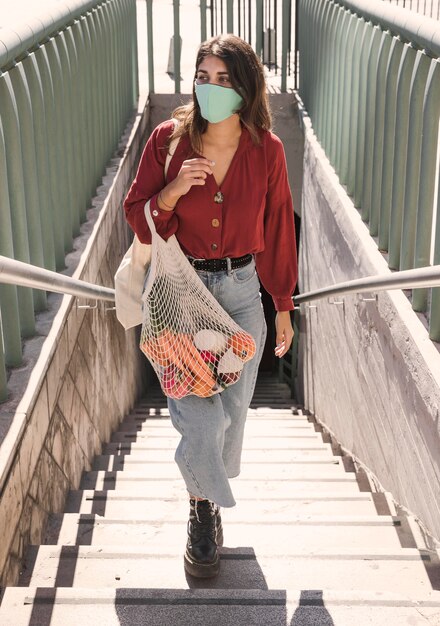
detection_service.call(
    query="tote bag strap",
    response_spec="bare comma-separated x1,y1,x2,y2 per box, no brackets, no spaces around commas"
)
164,119,180,178
146,120,181,235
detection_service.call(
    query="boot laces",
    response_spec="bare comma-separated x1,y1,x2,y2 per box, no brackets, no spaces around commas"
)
191,500,216,538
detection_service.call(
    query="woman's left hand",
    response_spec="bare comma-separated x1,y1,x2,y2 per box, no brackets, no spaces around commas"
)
274,311,294,358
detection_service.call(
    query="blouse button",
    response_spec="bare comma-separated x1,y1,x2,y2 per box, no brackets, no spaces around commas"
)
212,218,220,228
152,209,159,217
214,191,224,203
211,243,218,251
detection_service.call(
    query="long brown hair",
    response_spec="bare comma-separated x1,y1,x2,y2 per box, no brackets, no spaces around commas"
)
169,35,272,154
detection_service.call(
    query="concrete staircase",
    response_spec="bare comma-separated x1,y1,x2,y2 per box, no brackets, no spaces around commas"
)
1,376,440,625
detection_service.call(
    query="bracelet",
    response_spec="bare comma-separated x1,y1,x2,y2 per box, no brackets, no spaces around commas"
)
159,190,175,210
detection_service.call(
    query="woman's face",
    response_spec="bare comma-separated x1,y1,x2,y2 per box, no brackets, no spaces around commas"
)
195,55,233,88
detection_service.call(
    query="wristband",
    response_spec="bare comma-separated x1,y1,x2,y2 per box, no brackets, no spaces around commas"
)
159,190,175,210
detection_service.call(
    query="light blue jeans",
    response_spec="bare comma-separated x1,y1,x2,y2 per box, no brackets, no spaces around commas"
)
168,258,267,508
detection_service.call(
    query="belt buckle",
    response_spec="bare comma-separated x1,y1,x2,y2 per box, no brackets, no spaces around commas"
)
188,257,204,268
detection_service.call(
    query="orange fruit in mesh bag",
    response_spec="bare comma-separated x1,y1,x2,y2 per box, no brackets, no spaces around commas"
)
192,376,217,397
228,332,256,362
140,338,170,367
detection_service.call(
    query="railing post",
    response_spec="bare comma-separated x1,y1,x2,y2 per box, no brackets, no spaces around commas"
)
413,59,440,312
360,25,381,223
131,0,139,104
21,53,56,272
378,36,403,252
346,18,367,196
281,0,289,93
256,0,264,59
146,0,155,93
0,321,7,402
399,51,431,271
322,2,338,157
227,0,234,32
45,35,74,255
94,6,112,164
173,0,181,94
338,13,357,186
63,27,88,219
86,13,106,187
369,30,392,237
334,7,350,175
430,170,440,341
70,18,95,213
55,30,82,238
33,46,67,269
0,73,35,338
388,43,416,269
103,4,120,154
8,64,47,312
0,118,22,367
200,0,207,42
316,0,333,143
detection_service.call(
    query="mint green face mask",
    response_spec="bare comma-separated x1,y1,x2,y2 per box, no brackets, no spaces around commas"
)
195,82,243,124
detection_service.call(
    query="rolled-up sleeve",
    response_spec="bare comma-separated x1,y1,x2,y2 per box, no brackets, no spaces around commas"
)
255,136,297,311
124,120,178,243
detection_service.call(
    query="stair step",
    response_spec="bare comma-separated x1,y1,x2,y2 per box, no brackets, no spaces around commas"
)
2,587,440,626
6,379,437,626
109,434,331,450
79,473,361,494
91,454,344,472
120,417,314,429
127,412,311,423
80,460,351,483
64,491,379,517
134,406,305,418
41,513,406,550
102,442,335,459
116,424,321,440
19,544,436,594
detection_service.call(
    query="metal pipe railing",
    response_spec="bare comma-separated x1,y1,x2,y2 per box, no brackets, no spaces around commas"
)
294,264,440,305
0,255,115,303
5,255,439,309
0,254,115,402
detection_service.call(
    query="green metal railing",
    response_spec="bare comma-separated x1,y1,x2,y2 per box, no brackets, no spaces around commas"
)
0,0,138,401
146,0,294,94
387,0,440,20
298,0,440,340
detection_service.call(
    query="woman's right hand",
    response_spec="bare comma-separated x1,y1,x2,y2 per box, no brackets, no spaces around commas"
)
158,158,214,210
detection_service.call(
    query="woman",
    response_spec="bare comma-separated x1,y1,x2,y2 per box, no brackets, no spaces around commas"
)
124,34,297,578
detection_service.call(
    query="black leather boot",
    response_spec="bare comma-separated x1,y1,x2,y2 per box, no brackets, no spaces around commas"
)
216,507,224,548
184,498,221,578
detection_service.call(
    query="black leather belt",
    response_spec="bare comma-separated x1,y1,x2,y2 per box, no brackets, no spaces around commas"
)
187,254,253,272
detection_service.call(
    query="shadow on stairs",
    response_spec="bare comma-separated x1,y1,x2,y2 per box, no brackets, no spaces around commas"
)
1,375,440,625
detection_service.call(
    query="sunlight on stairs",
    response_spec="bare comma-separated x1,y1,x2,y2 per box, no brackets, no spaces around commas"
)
1,375,440,625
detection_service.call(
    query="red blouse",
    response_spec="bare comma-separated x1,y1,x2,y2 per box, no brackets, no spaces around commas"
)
124,119,297,311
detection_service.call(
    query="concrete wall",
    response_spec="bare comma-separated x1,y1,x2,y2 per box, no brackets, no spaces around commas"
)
0,96,151,586
298,111,440,540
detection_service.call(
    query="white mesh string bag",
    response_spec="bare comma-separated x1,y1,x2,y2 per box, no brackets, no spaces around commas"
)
140,202,257,399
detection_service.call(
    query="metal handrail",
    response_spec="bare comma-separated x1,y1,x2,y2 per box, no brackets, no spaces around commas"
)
0,255,115,303
2,255,440,308
294,265,440,304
